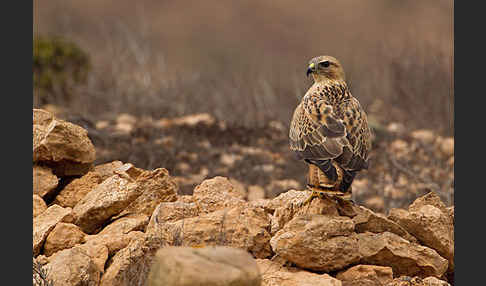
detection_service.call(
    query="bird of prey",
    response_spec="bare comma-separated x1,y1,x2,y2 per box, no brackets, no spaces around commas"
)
289,55,371,203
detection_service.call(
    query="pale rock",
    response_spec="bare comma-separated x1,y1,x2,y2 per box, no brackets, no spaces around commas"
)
271,214,360,272
257,258,342,286
33,110,96,176
33,165,58,198
353,206,417,242
410,129,436,145
113,168,178,219
100,235,164,286
192,176,246,214
336,265,393,286
33,195,47,218
45,246,101,286
53,171,103,208
385,276,451,286
148,204,272,259
146,201,199,234
438,137,454,157
146,246,261,286
93,160,124,180
76,239,109,274
72,173,139,234
33,204,72,256
84,230,144,256
270,190,339,234
388,193,454,272
44,223,86,256
357,232,448,278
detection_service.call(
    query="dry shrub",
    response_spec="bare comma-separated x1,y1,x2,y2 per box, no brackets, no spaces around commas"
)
35,0,453,135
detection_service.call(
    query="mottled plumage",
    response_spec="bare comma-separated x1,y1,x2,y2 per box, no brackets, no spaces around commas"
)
289,55,371,200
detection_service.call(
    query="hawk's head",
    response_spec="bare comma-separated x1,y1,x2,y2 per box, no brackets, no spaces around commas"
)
307,55,345,82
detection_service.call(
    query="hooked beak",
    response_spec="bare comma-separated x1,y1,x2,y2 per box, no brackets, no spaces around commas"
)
306,63,315,77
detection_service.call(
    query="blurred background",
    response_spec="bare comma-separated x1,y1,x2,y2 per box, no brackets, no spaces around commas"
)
34,0,454,212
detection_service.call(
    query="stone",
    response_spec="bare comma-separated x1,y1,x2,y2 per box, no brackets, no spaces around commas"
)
76,240,109,274
33,110,96,176
33,195,47,218
44,246,101,286
271,214,360,272
112,168,178,219
99,213,149,235
146,201,199,233
357,232,448,278
53,171,103,208
353,206,417,242
33,108,54,126
100,235,164,286
149,204,272,259
33,165,58,198
438,137,454,157
71,173,140,234
93,160,124,180
385,276,451,286
336,265,393,286
388,194,454,272
86,229,145,256
256,258,342,286
192,176,246,214
146,246,261,286
410,129,436,145
270,191,340,235
33,205,72,256
44,223,86,257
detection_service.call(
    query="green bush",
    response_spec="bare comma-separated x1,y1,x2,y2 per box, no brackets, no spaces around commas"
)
33,36,91,105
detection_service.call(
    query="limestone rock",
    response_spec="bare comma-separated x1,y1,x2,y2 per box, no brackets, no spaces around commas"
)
76,240,109,274
410,129,435,145
53,171,103,208
33,109,96,176
149,204,272,258
33,204,72,256
336,265,393,286
85,230,144,256
33,195,47,218
113,168,178,219
385,276,451,286
357,232,448,278
388,192,454,271
270,190,340,234
100,235,164,286
146,201,199,234
82,213,148,255
146,246,261,286
93,160,124,180
45,246,101,286
44,223,86,256
271,214,360,272
100,213,149,235
33,165,58,198
256,258,342,286
352,206,417,242
71,173,139,234
33,108,54,126
193,176,246,214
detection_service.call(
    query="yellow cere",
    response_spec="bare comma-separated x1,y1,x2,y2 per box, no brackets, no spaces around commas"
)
309,63,315,69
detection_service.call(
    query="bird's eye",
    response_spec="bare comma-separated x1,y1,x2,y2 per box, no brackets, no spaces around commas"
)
320,61,330,68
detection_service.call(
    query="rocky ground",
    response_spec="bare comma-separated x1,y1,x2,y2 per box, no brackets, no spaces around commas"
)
33,108,454,286
44,104,454,213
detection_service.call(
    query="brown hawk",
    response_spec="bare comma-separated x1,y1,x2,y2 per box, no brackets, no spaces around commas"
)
289,55,371,202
